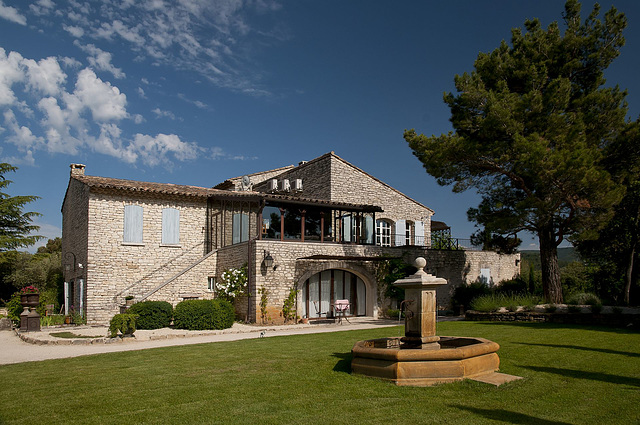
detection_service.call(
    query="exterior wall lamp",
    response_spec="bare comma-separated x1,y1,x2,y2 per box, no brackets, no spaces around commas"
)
263,250,276,270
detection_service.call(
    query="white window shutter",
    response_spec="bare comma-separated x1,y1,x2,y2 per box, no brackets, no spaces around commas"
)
241,213,249,242
162,208,180,244
395,219,406,246
342,215,352,242
232,213,241,244
414,221,424,246
364,215,374,244
124,205,143,243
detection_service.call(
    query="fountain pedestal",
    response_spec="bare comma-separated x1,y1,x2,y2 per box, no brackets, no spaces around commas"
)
393,257,446,350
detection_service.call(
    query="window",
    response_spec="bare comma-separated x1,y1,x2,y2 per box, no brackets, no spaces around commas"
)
262,206,281,239
162,208,180,245
208,276,216,293
376,220,391,247
232,213,249,244
123,205,143,243
480,268,492,286
405,221,412,246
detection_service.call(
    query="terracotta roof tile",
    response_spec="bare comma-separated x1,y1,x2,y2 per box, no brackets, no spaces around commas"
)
73,174,383,211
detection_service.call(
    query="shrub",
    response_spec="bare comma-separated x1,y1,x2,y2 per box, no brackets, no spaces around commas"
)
384,308,403,320
211,299,234,330
494,278,528,295
281,288,298,324
6,292,23,326
173,299,234,330
567,305,582,313
566,292,601,306
40,314,65,327
109,314,137,338
590,303,603,314
127,301,173,329
612,306,623,315
471,293,540,313
545,304,558,313
450,282,491,311
470,294,503,312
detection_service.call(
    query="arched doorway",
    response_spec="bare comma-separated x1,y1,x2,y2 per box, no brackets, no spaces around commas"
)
300,269,366,319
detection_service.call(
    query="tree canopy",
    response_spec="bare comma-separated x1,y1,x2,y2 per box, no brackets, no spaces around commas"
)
404,0,629,303
0,163,42,251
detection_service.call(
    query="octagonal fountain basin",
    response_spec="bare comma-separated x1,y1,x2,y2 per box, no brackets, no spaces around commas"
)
351,336,500,386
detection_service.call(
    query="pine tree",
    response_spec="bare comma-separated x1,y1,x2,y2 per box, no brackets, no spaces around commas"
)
0,163,42,251
405,0,628,303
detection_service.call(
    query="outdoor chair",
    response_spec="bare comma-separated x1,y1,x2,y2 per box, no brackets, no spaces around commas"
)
333,299,351,324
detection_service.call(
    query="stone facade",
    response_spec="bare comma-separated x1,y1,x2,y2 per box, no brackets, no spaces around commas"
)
423,250,521,310
253,152,433,246
62,153,520,325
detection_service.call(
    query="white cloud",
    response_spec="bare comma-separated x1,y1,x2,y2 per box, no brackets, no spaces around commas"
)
23,0,285,95
137,87,146,98
1,47,211,168
0,1,26,25
22,56,67,96
74,42,125,79
0,48,25,106
130,133,201,167
3,109,45,152
72,68,127,121
177,93,208,109
152,108,176,120
29,0,55,16
60,56,82,69
63,24,84,38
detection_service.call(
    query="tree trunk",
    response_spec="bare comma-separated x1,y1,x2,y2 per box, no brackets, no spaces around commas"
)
539,226,563,304
624,240,636,306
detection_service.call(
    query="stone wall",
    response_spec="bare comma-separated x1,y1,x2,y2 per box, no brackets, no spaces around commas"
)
83,189,212,324
424,250,521,309
250,240,425,323
328,155,433,245
62,178,90,312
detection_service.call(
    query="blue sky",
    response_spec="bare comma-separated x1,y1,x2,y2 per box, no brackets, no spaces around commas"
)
1,0,639,252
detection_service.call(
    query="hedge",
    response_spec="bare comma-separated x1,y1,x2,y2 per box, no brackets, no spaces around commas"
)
127,300,173,329
173,299,234,330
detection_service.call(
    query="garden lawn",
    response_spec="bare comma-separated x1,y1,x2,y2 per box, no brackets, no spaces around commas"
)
0,321,638,424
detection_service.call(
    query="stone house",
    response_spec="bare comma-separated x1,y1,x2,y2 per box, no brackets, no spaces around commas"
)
61,152,520,324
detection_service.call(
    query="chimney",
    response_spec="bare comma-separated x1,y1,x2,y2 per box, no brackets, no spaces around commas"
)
70,163,85,176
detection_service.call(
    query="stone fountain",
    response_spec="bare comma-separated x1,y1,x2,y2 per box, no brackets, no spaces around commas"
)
351,257,516,386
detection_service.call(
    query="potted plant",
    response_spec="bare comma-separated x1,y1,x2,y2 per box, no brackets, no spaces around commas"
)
125,295,135,306
19,285,39,308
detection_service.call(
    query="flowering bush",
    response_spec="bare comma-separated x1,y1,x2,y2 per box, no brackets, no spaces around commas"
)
20,285,39,294
217,264,248,302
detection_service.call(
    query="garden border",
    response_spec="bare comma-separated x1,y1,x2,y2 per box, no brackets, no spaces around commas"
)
465,310,640,329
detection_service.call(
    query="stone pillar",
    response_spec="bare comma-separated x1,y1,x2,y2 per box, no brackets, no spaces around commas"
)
393,257,447,350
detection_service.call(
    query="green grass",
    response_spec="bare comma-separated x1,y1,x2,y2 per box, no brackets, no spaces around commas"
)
1,322,639,424
49,332,104,339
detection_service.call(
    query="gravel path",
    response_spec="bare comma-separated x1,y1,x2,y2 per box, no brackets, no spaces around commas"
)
0,318,402,365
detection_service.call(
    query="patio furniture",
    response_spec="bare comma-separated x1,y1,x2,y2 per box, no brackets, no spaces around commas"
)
333,299,351,324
